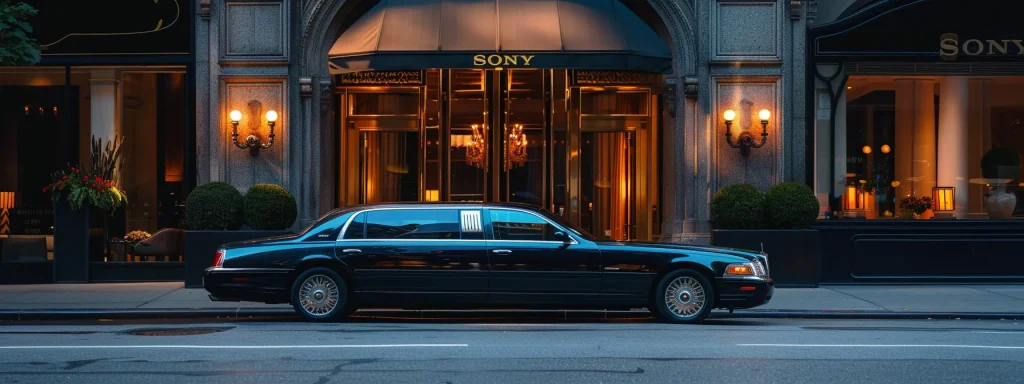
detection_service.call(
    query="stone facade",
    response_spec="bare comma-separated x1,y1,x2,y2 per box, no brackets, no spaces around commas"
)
194,0,810,243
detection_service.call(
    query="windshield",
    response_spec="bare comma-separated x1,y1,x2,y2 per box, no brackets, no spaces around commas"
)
534,208,597,241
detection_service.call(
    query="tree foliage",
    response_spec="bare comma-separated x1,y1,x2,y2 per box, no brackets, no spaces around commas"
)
0,0,42,66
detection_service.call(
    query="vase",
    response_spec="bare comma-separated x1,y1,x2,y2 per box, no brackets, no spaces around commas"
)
865,194,878,219
919,209,934,220
53,200,91,283
986,185,1017,219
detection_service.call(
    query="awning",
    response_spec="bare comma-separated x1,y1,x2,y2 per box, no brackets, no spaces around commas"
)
328,0,672,74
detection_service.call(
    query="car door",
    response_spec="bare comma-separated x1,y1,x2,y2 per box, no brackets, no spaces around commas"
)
336,208,489,306
484,208,602,304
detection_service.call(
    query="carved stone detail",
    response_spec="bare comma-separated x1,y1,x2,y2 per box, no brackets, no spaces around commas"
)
337,71,424,85
299,77,313,97
683,77,698,99
199,0,211,20
319,81,332,113
574,71,655,85
663,84,677,118
806,0,818,24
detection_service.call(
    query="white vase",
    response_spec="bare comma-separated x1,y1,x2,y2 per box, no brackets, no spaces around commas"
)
986,185,1017,219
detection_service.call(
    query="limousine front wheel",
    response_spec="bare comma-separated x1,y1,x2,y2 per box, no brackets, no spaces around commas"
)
653,269,714,324
291,268,349,322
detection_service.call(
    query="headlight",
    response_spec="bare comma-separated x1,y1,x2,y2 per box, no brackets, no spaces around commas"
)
725,262,767,278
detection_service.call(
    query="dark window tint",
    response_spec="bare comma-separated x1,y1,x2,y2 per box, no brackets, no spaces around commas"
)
342,213,366,239
490,210,558,241
365,210,460,240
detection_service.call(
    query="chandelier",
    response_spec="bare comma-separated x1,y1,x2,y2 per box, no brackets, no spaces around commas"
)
465,124,487,169
504,124,527,171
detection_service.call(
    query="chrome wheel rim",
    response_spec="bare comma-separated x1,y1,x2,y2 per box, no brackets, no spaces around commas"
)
664,276,706,319
298,275,340,316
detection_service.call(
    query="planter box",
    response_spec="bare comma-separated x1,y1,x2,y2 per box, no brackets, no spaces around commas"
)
184,230,292,288
52,201,90,283
711,229,821,287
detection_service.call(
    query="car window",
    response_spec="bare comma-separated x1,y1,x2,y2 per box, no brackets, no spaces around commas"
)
365,209,460,240
489,209,560,241
341,212,366,239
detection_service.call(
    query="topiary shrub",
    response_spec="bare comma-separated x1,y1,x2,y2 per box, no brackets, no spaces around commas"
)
764,182,820,229
186,182,244,230
711,183,764,229
243,184,298,230
981,147,1021,178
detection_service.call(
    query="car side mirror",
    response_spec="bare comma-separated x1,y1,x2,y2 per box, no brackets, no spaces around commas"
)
554,231,571,245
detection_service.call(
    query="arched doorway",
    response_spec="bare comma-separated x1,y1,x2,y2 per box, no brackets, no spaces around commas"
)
298,0,697,241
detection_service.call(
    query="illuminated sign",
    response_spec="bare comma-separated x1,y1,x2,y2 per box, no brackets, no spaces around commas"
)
473,54,536,67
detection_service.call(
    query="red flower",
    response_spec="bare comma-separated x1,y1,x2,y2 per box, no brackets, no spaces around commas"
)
42,187,47,192
71,167,77,172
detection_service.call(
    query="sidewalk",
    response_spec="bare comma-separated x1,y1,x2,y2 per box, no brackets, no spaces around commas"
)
1,283,1023,321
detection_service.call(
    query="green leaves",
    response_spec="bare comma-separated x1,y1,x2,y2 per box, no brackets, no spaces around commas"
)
0,0,42,66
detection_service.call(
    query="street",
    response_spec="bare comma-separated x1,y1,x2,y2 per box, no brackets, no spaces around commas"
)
1,317,1022,383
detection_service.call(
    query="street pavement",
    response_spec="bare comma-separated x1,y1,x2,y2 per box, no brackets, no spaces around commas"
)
0,317,1022,383
2,283,1024,320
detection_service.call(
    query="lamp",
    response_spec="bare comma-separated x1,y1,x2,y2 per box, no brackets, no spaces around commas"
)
723,108,770,156
425,190,440,202
230,109,278,156
932,187,954,212
0,192,13,235
504,124,527,171
843,185,865,211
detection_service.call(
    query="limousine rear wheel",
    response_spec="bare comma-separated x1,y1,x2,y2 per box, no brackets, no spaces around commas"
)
291,268,349,322
653,269,714,324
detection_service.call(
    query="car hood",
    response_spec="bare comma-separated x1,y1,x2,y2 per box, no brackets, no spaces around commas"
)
595,241,765,262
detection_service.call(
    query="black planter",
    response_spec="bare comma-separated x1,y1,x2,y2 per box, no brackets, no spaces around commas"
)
711,229,821,287
53,200,91,283
184,230,292,288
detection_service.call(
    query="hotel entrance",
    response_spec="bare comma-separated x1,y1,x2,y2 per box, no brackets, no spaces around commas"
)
326,0,673,241
336,69,661,241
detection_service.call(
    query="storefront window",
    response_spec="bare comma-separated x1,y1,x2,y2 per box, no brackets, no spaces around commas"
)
832,76,1024,220
0,67,188,262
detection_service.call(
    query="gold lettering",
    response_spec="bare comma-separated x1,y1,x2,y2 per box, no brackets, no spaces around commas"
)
487,55,503,66
1012,40,1024,55
473,55,487,66
987,40,1009,55
503,55,518,65
963,39,984,55
521,55,535,66
939,35,958,57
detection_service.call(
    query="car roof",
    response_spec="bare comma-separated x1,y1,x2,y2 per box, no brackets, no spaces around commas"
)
323,202,543,216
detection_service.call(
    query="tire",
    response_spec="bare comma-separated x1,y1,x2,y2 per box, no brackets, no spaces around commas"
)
652,269,714,324
290,267,349,322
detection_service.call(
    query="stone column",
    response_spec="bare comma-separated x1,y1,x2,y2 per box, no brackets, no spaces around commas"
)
89,69,121,142
938,77,969,218
967,79,992,215
894,79,936,199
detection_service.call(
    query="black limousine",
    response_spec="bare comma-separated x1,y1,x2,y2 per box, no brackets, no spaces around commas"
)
204,203,772,323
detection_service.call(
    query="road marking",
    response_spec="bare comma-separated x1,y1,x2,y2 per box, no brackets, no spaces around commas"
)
740,343,1024,350
0,344,468,350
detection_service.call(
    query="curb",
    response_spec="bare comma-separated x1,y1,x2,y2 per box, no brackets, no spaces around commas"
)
2,308,1024,321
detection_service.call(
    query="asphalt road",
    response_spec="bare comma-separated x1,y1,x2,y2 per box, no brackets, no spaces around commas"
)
0,317,1022,384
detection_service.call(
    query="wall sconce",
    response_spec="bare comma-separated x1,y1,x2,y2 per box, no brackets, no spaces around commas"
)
723,108,770,156
230,109,278,156
933,186,954,212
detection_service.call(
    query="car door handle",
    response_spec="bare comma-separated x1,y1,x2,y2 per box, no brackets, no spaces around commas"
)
342,249,361,253
491,249,512,254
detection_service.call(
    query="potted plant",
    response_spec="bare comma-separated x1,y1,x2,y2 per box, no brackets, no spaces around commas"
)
182,182,296,287
124,230,152,260
897,196,932,220
980,147,1020,219
45,136,126,282
710,182,821,287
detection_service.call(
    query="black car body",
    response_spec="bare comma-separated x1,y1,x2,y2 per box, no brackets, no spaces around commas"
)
204,203,773,323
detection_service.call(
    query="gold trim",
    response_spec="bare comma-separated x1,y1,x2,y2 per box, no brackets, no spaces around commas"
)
40,0,181,48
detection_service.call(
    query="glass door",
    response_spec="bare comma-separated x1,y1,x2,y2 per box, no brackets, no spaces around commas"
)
359,131,419,203
580,131,636,241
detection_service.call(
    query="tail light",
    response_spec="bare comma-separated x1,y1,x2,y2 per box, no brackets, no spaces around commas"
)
211,249,226,268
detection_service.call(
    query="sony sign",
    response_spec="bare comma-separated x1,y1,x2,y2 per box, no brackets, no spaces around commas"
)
939,33,1024,60
473,54,536,67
